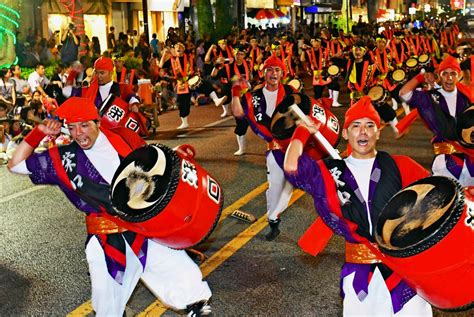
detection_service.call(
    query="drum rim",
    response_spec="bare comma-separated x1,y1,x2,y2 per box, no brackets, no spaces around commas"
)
110,144,181,222
376,176,465,258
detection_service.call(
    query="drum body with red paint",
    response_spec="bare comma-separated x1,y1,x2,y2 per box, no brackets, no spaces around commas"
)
109,144,223,249
375,176,474,310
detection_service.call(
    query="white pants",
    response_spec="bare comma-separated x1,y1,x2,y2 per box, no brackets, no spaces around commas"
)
432,154,474,187
266,151,293,221
86,236,212,316
342,267,432,317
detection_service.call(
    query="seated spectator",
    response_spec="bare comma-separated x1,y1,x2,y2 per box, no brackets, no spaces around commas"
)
10,65,30,107
0,102,7,118
27,63,50,98
0,68,16,108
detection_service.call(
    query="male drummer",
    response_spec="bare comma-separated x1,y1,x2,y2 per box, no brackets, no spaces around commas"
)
159,42,195,129
284,96,433,316
205,38,234,117
346,41,401,137
61,57,149,135
63,56,140,111
7,97,213,316
400,55,473,186
300,37,328,100
231,55,298,241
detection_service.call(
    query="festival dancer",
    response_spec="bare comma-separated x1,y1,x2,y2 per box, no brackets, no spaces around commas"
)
283,96,433,316
62,56,149,136
159,42,195,129
346,41,400,137
231,55,298,241
7,97,212,316
400,55,473,186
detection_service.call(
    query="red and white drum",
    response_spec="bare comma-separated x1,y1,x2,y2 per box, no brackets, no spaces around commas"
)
375,176,474,310
271,96,340,160
99,94,148,135
108,143,223,249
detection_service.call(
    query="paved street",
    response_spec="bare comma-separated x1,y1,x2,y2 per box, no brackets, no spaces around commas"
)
1,86,473,316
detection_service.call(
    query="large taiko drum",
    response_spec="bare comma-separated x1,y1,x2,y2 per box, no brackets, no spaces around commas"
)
375,176,474,310
270,96,340,160
456,105,474,148
99,94,148,135
108,143,223,249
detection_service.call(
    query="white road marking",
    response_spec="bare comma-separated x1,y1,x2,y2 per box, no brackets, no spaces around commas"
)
0,185,47,204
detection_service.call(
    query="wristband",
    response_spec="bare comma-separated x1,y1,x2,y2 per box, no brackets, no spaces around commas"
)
24,126,46,148
291,125,312,147
232,85,242,97
415,73,425,84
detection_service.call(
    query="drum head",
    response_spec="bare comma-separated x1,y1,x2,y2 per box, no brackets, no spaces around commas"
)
288,79,302,92
375,176,464,257
271,96,312,140
328,65,339,76
110,144,181,222
188,76,200,86
392,69,406,82
368,86,384,101
418,54,429,63
406,58,418,68
455,105,474,148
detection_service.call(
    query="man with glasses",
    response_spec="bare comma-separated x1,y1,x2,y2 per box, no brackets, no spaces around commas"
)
399,55,473,186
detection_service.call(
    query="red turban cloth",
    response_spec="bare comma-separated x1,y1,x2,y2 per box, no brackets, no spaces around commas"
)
56,97,100,123
437,55,461,74
94,57,114,71
343,96,381,129
262,54,285,71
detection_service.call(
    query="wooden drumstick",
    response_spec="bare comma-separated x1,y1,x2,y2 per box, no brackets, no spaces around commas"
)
289,104,341,160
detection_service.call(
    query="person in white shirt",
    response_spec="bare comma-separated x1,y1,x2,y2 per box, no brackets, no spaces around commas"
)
27,63,50,97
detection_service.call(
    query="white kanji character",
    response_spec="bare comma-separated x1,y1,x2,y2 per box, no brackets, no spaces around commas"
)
182,160,198,188
62,152,76,173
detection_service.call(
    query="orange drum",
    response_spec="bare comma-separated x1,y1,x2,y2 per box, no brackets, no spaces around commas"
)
108,144,223,249
375,176,474,310
99,94,148,135
271,96,340,159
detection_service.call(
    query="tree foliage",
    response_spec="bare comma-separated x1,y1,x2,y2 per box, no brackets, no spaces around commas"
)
196,0,214,40
214,0,233,39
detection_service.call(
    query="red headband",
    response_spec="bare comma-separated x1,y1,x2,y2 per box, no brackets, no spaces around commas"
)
57,97,100,123
344,96,381,129
262,55,285,71
437,55,461,74
94,57,114,71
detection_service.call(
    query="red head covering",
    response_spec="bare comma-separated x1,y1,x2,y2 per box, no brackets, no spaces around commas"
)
94,57,114,71
437,55,461,74
343,96,381,129
56,97,100,123
262,54,285,71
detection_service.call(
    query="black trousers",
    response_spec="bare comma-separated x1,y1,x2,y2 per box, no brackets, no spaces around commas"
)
177,93,191,117
234,117,249,136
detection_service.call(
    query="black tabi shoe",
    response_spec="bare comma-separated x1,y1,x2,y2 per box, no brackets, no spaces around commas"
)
186,300,212,317
265,219,281,241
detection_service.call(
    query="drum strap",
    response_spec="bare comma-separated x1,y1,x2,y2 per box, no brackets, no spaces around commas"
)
391,43,406,66
234,61,250,81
